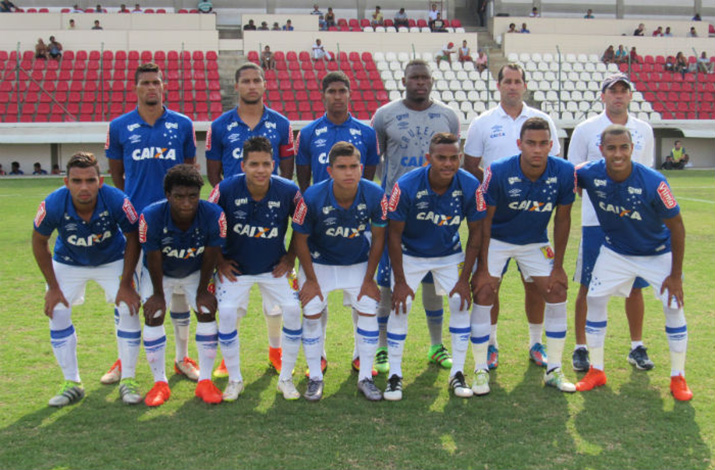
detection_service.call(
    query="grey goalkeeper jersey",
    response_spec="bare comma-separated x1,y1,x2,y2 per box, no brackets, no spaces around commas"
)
371,99,460,193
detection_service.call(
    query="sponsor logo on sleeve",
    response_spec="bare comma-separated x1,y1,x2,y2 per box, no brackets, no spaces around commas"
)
293,199,307,225
218,212,227,238
657,181,677,209
388,184,401,212
34,201,46,227
380,195,388,220
482,167,492,192
104,125,111,150
476,189,486,212
206,128,212,151
208,186,220,204
138,214,147,243
122,199,138,223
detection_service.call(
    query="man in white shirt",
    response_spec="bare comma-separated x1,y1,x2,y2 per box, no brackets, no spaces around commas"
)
312,39,333,61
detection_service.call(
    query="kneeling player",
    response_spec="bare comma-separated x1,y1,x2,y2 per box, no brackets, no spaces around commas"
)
139,165,225,405
292,141,387,401
32,152,142,407
473,117,576,395
384,133,484,401
575,125,691,401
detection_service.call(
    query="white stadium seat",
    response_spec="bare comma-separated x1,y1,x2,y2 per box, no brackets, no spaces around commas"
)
508,53,519,62
444,70,456,81
462,80,475,91
455,90,467,101
449,80,462,91
463,61,475,71
436,80,449,91
460,101,472,112
397,52,410,62
641,102,653,112
389,90,402,100
442,90,455,101
467,90,480,102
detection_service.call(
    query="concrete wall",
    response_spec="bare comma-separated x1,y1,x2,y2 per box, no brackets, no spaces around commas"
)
0,13,216,30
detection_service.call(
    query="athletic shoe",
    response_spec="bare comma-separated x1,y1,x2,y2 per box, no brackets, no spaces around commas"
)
144,381,171,407
428,344,453,369
304,356,328,378
576,366,607,392
195,379,223,404
471,369,490,396
268,347,282,373
374,347,389,374
222,380,244,402
100,359,121,385
351,357,378,377
544,367,576,392
213,359,229,379
487,345,499,370
670,374,693,401
384,374,403,401
572,347,590,372
174,357,200,382
277,378,300,401
119,378,142,405
449,371,474,398
357,378,382,401
529,343,548,367
304,379,324,402
48,381,84,407
627,345,654,371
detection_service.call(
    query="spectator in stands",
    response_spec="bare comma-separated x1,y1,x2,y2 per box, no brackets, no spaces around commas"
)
312,38,333,61
35,38,48,59
692,13,701,21
652,26,663,37
687,27,698,37
51,164,61,175
520,22,530,33
615,44,627,63
261,45,275,70
394,7,408,28
197,0,212,14
458,40,472,63
507,23,517,33
70,4,83,13
697,51,713,73
0,0,18,12
68,19,76,29
324,7,336,28
436,42,455,65
674,51,688,77
584,8,594,19
663,26,673,37
258,21,269,30
95,4,106,13
665,55,675,71
431,13,446,32
282,19,294,31
271,22,281,31
33,163,48,175
371,6,383,27
629,46,639,63
477,0,487,27
132,3,142,13
10,161,23,175
661,141,690,169
0,164,5,175
244,19,257,30
428,3,439,25
529,7,539,17
48,36,63,60
633,23,645,36
311,4,326,29
601,45,615,64
92,19,103,30
118,4,130,13
475,48,488,72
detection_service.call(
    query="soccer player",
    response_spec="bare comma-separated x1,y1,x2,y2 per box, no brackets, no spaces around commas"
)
384,133,484,401
295,70,380,374
567,73,655,373
32,152,142,406
472,118,576,395
371,59,461,375
463,63,562,370
138,165,225,406
575,125,691,401
105,62,199,386
208,137,303,402
292,141,387,401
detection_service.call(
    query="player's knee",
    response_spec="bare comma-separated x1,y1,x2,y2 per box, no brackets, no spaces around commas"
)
144,312,165,327
195,310,215,323
544,287,567,303
218,308,239,331
475,286,495,306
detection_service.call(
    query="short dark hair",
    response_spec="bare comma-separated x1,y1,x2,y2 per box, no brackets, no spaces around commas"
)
11,161,19,167
328,141,360,166
520,117,550,139
322,71,350,92
67,151,100,176
429,132,459,152
497,63,526,83
134,62,162,84
235,62,265,82
674,139,681,145
404,59,431,75
243,136,273,161
164,164,204,193
600,124,632,144
34,162,41,167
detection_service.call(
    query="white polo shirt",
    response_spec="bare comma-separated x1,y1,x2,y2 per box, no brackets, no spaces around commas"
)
567,111,654,227
464,103,561,168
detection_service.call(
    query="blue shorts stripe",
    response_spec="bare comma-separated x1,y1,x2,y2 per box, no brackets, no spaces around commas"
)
195,334,219,342
50,325,75,339
425,309,443,317
387,332,406,341
545,330,567,339
218,330,238,341
170,311,191,319
470,334,489,344
585,320,607,329
143,335,166,347
665,325,687,334
449,326,471,334
357,328,379,338
282,326,303,336
117,329,141,339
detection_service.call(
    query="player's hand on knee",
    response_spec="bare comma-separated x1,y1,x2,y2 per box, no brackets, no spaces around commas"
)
547,266,568,297
358,278,380,302
196,290,217,316
391,280,414,314
661,275,684,308
299,279,323,307
116,283,141,315
44,287,69,319
217,259,241,283
142,294,166,323
450,279,472,310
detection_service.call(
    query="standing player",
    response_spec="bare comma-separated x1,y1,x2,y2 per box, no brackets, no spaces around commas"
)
105,62,199,385
384,133,484,401
208,137,303,402
138,165,225,406
292,142,387,401
567,73,655,373
371,59,461,375
472,118,576,395
463,63,562,370
206,62,296,377
32,152,142,406
295,71,380,374
575,125,691,401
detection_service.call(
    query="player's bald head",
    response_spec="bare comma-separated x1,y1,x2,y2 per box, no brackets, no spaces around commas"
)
600,124,632,145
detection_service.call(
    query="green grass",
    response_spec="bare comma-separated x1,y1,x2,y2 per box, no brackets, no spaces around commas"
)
0,172,713,470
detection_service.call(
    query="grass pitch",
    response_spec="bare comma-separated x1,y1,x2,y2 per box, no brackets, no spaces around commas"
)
0,171,713,470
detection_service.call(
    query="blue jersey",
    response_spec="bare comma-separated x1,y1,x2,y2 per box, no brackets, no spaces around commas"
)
34,185,138,267
388,167,485,258
105,107,197,212
139,200,226,279
292,179,387,265
482,155,575,245
577,160,679,256
205,107,295,178
208,174,300,275
296,114,380,184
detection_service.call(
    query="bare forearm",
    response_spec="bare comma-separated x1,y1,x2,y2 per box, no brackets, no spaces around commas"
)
296,165,311,193
32,232,59,289
280,157,294,181
207,160,222,187
552,205,571,269
122,232,140,285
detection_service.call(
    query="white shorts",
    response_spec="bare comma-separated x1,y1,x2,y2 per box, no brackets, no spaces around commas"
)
393,252,464,296
487,239,554,282
216,271,300,313
588,246,676,307
51,259,125,306
140,268,200,312
300,262,378,316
